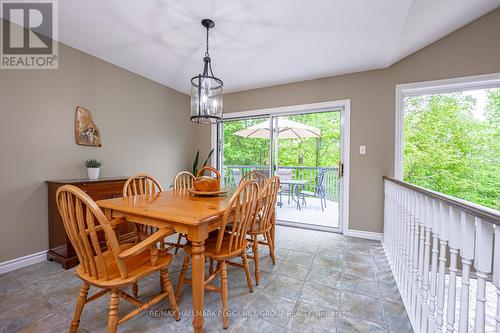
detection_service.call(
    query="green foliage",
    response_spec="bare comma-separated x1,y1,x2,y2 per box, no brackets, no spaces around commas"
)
193,148,214,175
404,89,500,209
222,118,270,167
84,158,102,168
222,113,341,199
222,112,341,168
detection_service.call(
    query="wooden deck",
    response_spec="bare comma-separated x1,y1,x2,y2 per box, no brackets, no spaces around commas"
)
275,196,339,228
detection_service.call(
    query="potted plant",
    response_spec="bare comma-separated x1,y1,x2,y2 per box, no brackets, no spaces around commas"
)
84,158,102,180
192,148,214,176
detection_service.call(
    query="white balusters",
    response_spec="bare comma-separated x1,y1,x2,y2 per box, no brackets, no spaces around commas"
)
428,200,441,333
382,179,498,333
416,194,426,332
399,186,405,287
390,183,397,266
473,218,494,333
458,213,475,333
446,207,461,333
493,226,500,333
421,196,433,333
404,189,413,302
411,192,421,320
435,202,450,333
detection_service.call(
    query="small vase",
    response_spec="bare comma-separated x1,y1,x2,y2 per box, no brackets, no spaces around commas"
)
87,167,100,180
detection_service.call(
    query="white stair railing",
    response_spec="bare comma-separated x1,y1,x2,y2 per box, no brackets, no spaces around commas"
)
383,177,500,333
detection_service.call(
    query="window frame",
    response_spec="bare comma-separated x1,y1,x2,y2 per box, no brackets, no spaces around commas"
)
394,72,500,180
210,99,352,235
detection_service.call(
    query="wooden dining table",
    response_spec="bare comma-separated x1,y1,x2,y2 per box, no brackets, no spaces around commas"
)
96,188,274,332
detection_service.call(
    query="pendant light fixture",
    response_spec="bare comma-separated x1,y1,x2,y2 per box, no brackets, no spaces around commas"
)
190,19,223,124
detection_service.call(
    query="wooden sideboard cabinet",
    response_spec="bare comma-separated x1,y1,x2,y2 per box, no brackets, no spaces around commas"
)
46,177,136,269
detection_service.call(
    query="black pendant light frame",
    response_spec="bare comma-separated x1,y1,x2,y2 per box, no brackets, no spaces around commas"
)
190,19,223,124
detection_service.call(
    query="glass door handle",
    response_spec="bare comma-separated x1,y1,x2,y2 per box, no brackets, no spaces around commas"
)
338,161,344,178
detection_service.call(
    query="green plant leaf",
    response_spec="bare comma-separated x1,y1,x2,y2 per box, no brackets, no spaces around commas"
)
193,150,200,175
84,158,102,168
202,148,214,168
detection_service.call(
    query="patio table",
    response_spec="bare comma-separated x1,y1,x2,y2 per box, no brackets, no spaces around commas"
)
279,179,308,210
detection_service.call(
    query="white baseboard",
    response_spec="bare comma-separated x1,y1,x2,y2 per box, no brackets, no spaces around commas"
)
0,250,47,275
344,229,383,241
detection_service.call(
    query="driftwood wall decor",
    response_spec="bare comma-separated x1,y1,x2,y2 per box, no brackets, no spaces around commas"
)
75,106,102,147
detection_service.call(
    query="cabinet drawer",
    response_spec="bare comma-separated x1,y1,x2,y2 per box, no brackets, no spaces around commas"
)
77,181,125,200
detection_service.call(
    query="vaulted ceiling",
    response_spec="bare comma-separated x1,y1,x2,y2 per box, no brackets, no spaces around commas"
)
54,1,500,93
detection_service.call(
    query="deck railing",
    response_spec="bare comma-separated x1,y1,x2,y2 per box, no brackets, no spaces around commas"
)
383,177,500,333
223,165,340,201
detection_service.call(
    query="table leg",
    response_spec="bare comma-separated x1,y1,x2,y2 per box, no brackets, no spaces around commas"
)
296,185,302,211
104,208,112,220
191,240,205,333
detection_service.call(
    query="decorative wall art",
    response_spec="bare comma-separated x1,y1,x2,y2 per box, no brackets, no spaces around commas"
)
75,106,102,147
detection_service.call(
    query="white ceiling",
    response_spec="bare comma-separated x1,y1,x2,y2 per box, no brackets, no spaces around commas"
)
38,1,500,93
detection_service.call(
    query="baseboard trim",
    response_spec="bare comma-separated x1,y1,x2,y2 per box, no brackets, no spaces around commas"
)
344,229,383,241
0,250,48,275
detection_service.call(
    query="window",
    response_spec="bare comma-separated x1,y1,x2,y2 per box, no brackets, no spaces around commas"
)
395,74,500,210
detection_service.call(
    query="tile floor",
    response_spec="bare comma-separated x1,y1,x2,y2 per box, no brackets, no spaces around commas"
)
0,226,412,333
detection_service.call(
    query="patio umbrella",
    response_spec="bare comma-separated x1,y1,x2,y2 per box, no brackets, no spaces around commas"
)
234,117,321,139
234,117,321,169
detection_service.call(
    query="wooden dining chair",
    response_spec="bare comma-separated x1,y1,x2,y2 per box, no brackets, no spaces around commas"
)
239,170,267,190
56,185,180,333
247,176,280,285
173,171,195,190
123,174,176,242
123,173,164,196
123,174,177,296
175,179,259,329
172,171,195,254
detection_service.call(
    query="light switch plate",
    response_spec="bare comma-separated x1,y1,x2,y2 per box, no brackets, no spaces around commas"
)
359,145,366,155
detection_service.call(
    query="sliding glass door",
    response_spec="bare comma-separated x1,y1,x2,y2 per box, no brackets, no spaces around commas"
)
217,108,344,232
220,116,272,186
273,111,341,230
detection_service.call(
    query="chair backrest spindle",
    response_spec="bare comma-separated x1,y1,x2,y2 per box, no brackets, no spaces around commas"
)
174,171,195,190
123,174,163,197
56,185,126,281
252,176,280,233
240,171,267,191
216,179,259,255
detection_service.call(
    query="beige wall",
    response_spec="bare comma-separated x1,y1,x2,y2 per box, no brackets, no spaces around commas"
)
1,9,499,263
198,8,500,233
0,41,199,262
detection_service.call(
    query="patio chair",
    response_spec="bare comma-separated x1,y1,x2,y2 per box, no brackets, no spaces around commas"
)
299,169,328,211
231,168,242,186
276,168,292,205
257,169,270,178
